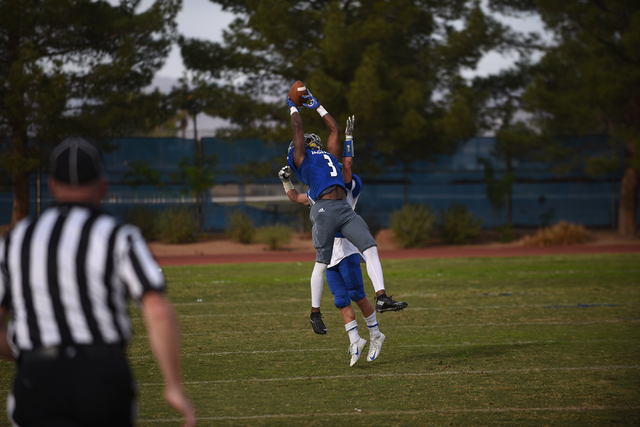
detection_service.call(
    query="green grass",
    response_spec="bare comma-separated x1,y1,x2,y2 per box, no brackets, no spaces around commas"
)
1,253,639,426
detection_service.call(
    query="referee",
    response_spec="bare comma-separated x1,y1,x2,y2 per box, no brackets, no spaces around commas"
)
0,137,196,426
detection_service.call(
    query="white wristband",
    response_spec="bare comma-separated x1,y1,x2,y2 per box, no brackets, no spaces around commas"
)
317,105,328,117
290,106,299,116
283,181,294,192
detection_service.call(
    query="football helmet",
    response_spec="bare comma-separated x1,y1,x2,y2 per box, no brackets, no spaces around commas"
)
304,133,323,150
287,134,324,158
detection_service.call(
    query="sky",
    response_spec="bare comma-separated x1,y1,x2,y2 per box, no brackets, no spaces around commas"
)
144,0,548,80
137,0,548,135
143,0,236,82
136,0,235,135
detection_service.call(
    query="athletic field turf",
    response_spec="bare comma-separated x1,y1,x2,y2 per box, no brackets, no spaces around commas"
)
1,253,639,426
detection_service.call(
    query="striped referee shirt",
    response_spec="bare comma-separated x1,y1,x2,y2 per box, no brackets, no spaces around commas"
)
0,203,165,352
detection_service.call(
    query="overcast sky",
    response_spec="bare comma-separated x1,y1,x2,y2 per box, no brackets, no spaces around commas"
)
140,0,235,80
136,0,547,134
141,0,546,80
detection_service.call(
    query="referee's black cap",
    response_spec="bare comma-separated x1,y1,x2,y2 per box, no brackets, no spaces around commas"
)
49,136,106,186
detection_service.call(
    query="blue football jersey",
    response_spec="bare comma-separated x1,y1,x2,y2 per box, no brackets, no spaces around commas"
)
288,147,346,201
306,173,363,207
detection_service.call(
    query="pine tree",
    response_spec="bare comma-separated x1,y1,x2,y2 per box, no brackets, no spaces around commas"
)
0,0,181,224
194,0,514,182
489,0,640,237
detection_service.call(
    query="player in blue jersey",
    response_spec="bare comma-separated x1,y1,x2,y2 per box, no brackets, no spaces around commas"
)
285,90,408,338
279,116,390,365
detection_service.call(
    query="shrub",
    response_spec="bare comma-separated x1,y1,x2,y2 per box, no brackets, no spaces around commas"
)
156,206,199,244
296,204,312,234
390,204,436,248
255,224,293,250
362,214,383,238
226,210,255,244
122,206,159,241
438,202,482,245
521,221,589,247
495,224,514,243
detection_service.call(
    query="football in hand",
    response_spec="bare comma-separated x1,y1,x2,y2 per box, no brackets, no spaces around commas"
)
288,80,307,107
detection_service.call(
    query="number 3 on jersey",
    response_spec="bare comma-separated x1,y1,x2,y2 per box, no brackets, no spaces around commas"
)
323,154,338,177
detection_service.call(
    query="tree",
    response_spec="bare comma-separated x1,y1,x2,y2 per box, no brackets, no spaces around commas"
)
176,35,283,152
172,152,217,231
173,153,217,198
473,65,542,227
122,160,163,189
201,0,517,186
169,39,235,228
488,0,640,237
0,0,181,224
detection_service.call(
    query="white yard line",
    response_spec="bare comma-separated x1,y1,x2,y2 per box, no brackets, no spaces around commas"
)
128,340,637,359
128,317,640,339
156,302,636,319
390,318,640,329
137,404,640,423
172,298,311,306
3,366,638,403
138,365,640,386
506,269,638,275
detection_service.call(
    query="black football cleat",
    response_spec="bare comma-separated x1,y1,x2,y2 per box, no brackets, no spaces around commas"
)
375,294,408,313
309,311,327,335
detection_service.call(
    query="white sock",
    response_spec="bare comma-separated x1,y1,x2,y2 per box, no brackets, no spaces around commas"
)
310,263,327,309
362,246,385,293
364,312,381,340
345,320,360,344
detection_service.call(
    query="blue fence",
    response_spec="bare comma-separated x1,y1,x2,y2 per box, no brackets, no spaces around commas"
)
0,136,628,230
356,137,620,229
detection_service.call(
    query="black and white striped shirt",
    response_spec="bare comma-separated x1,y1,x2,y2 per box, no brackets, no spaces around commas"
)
0,203,165,352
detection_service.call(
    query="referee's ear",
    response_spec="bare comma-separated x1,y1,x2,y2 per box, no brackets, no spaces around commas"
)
48,177,57,198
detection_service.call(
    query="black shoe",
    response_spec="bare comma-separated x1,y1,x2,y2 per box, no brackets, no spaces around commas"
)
310,311,327,335
375,295,408,313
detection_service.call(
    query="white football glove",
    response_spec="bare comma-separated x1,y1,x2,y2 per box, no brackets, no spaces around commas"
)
278,166,291,182
278,166,294,192
345,115,355,141
343,115,355,157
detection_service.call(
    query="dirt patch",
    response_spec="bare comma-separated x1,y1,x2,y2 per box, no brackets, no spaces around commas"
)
149,228,640,266
2,221,638,263
148,232,317,257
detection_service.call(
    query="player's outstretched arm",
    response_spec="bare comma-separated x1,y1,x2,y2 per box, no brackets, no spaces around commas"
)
288,97,305,168
302,90,340,159
141,291,196,427
342,115,355,184
278,166,309,205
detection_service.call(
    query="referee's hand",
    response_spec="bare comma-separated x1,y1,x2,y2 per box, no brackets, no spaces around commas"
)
165,386,197,427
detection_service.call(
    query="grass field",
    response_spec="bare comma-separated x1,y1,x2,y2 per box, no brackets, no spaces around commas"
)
1,253,639,426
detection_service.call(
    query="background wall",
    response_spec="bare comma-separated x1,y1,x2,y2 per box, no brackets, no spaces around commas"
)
0,137,625,231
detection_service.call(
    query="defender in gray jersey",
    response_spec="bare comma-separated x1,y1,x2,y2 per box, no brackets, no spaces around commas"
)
286,90,404,335
0,137,196,427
